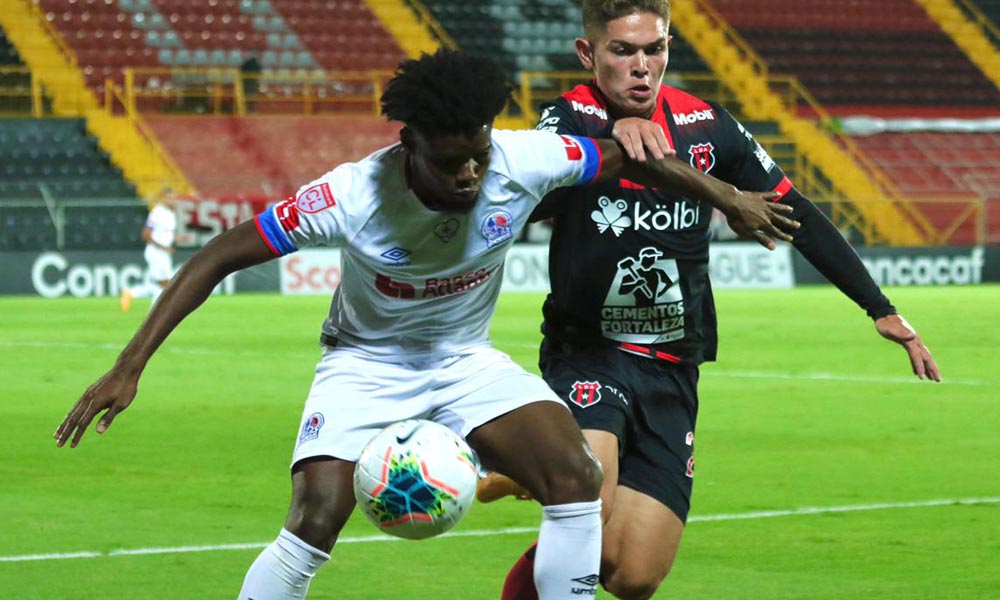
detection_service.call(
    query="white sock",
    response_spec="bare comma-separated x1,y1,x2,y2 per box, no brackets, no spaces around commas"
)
237,528,330,600
534,500,602,600
127,283,153,299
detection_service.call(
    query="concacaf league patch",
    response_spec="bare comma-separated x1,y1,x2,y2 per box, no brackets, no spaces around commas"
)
299,412,325,443
481,210,513,248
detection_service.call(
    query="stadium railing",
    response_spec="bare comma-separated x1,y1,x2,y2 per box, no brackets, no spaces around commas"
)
0,66,46,116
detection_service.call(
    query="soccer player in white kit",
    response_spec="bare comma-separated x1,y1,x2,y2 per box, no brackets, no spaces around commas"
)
120,188,178,312
55,50,797,600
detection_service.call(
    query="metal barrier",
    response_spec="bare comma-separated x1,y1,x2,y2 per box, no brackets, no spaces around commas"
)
0,66,45,116
98,67,396,117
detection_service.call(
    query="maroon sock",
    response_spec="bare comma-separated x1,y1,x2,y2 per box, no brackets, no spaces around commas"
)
501,542,539,600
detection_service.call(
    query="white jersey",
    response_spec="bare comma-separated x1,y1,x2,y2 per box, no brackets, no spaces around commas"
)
146,203,177,249
255,129,602,359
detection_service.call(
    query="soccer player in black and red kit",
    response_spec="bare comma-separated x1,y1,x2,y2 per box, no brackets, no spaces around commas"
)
483,1,941,599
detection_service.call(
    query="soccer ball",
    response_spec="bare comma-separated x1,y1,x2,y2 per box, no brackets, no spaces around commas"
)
353,419,479,540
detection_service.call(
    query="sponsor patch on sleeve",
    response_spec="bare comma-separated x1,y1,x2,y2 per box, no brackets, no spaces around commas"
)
560,135,602,184
275,198,300,232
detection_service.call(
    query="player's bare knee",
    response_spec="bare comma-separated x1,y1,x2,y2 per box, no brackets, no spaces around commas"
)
540,449,603,504
602,570,663,600
284,495,350,552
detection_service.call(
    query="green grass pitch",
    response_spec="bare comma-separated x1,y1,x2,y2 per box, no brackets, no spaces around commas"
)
1,285,997,599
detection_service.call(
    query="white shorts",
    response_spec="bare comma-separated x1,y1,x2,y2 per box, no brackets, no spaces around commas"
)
144,245,173,282
291,343,565,467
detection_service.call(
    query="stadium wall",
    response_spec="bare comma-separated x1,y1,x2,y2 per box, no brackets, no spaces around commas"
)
4,250,277,298
1,245,996,298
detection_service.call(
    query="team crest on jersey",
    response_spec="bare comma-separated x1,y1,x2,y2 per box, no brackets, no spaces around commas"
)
568,381,602,408
591,196,632,237
688,143,716,174
296,183,336,214
298,412,325,443
481,210,513,247
435,218,460,243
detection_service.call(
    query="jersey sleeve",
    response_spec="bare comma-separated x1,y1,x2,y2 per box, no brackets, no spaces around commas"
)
530,100,592,221
707,101,793,199
253,165,357,256
493,129,603,200
536,101,586,136
146,205,166,228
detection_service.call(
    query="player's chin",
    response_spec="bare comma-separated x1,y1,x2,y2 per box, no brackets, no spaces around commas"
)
615,95,655,118
442,191,480,212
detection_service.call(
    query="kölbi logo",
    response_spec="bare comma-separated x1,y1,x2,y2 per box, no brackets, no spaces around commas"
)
591,197,701,235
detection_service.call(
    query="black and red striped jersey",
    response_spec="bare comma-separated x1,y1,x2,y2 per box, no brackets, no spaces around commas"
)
532,82,795,364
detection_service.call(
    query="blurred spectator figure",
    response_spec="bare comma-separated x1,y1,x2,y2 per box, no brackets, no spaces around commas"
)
241,50,262,113
120,188,178,312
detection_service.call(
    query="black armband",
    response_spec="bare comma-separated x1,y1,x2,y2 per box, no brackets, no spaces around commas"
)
784,191,896,320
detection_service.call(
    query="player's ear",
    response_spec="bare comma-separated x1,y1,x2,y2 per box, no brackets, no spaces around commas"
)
400,126,414,150
575,38,595,70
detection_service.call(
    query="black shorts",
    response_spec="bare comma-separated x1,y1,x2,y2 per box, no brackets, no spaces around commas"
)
540,339,699,522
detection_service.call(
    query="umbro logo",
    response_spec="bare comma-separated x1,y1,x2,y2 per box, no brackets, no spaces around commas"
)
380,247,411,264
571,573,599,595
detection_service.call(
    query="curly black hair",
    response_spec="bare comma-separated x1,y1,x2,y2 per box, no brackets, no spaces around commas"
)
381,49,512,136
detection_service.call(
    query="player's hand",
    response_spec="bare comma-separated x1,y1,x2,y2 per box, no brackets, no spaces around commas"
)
719,189,800,250
876,314,941,382
612,118,674,162
54,367,139,448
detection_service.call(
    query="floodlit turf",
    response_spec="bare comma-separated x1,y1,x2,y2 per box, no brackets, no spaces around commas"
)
1,285,998,599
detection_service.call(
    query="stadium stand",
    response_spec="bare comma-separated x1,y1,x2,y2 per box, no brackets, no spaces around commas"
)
144,114,398,196
706,0,1000,113
0,118,133,199
273,0,405,71
0,27,25,66
1,31,29,114
0,117,141,251
7,0,995,245
968,0,1000,25
423,0,708,76
854,131,1000,244
37,0,404,99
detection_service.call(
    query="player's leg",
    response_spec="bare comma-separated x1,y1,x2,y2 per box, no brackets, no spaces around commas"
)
467,401,603,600
146,248,173,304
238,457,354,600
239,345,406,600
600,488,684,600
598,360,699,599
499,427,620,600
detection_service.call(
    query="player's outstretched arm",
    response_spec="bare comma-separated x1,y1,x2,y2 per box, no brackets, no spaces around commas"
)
875,314,941,382
54,220,275,448
592,138,800,250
